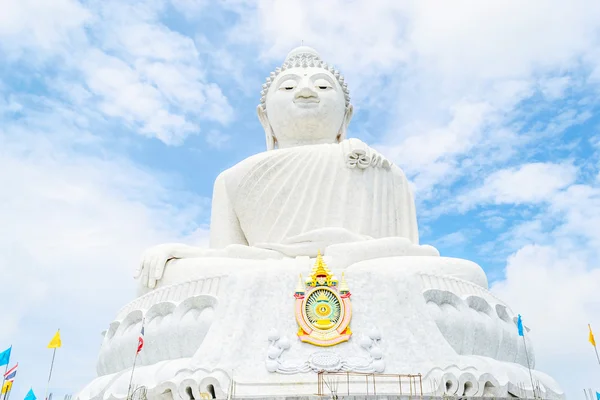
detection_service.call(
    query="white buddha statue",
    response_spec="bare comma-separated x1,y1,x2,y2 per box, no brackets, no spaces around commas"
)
135,46,435,290
77,47,564,400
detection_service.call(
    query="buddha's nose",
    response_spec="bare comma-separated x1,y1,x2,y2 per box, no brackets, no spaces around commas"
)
295,85,318,99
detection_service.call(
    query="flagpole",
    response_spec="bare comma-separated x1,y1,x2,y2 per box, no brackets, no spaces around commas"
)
44,347,57,400
1,364,7,400
589,324,600,367
521,335,537,399
126,319,144,400
126,345,140,400
0,345,10,396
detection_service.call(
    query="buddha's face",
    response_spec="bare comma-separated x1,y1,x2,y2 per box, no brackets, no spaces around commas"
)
259,67,352,149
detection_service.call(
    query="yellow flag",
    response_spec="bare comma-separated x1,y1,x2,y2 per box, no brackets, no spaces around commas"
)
590,324,597,347
1,380,12,394
48,329,62,349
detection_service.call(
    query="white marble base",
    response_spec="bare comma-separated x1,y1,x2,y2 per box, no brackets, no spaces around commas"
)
77,256,563,400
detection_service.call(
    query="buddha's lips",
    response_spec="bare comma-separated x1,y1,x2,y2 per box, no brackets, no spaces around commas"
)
294,97,320,105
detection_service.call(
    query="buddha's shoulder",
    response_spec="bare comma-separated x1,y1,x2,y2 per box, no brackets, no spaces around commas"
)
217,150,275,179
339,138,385,153
219,144,335,177
215,150,279,191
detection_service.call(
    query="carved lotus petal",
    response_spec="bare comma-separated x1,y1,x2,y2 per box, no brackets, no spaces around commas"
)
357,157,370,169
371,153,381,166
346,149,371,169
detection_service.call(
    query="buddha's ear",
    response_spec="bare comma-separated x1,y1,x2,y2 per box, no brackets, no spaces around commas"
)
337,104,354,142
257,105,276,150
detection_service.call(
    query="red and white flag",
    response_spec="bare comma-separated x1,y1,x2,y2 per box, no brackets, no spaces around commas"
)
137,326,145,354
4,362,17,380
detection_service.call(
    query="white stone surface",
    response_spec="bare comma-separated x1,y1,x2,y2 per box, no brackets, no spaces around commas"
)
77,46,564,400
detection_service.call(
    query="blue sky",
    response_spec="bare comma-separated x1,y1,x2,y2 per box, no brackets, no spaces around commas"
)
1,0,600,398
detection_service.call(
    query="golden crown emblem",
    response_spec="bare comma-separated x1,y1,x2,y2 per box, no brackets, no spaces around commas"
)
293,251,352,347
306,251,338,288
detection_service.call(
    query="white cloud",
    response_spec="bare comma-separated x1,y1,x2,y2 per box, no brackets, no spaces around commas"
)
204,129,231,149
421,162,579,222
171,0,209,15
82,5,234,143
0,0,89,58
432,229,480,250
1,0,234,145
81,50,196,142
385,100,496,196
539,76,572,100
105,21,200,63
549,184,600,250
481,215,506,230
408,0,598,80
460,162,578,209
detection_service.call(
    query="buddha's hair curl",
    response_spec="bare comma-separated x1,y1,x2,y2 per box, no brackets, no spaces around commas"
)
259,52,351,112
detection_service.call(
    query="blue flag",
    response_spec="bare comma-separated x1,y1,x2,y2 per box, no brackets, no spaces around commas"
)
0,346,11,366
596,391,599,400
24,388,36,400
517,314,524,336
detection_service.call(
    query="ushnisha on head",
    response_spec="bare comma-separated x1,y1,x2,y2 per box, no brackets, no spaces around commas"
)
257,46,353,150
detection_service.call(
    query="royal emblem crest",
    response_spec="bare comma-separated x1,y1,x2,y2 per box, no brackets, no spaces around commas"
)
294,252,352,346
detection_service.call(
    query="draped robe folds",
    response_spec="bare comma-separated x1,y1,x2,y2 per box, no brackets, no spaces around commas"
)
210,139,419,249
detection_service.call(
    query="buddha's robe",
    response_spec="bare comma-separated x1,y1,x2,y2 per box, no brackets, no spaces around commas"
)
209,139,419,249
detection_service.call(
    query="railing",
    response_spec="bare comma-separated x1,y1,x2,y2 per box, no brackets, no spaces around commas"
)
317,371,423,397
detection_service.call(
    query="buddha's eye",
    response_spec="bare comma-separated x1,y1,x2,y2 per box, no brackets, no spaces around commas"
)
279,79,297,91
314,79,332,90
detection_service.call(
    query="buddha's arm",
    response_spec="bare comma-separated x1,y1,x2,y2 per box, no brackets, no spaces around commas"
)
392,164,420,245
209,172,248,249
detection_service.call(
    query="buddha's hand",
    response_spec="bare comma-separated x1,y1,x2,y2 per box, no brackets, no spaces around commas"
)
134,243,212,289
255,227,371,257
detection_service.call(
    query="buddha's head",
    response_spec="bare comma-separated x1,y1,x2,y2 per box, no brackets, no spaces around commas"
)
258,46,353,150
